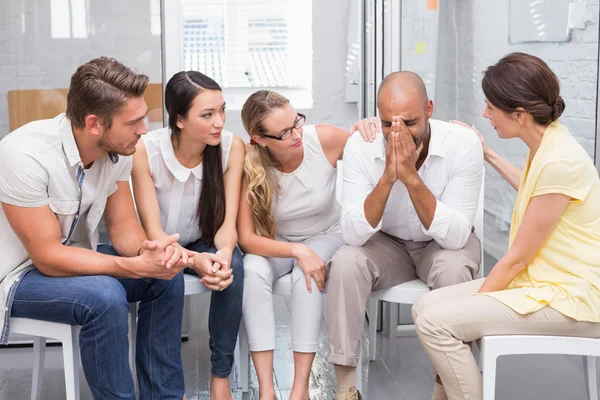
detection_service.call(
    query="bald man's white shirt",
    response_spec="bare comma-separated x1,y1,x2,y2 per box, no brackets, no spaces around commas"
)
340,119,483,250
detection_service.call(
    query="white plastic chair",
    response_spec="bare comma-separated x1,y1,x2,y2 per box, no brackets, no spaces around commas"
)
239,272,292,392
13,275,214,400
362,169,486,392
10,308,138,400
10,318,82,400
480,335,599,399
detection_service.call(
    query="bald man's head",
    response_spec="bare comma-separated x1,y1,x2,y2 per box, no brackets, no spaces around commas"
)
378,71,428,108
376,71,433,144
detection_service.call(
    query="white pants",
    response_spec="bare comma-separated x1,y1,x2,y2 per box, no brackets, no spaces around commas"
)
242,232,345,353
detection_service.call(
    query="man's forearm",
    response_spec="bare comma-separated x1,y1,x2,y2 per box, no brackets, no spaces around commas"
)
35,244,136,278
405,175,437,230
108,221,148,257
364,178,395,228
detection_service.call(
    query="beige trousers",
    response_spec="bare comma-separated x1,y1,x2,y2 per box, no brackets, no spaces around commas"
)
326,231,481,367
412,279,600,400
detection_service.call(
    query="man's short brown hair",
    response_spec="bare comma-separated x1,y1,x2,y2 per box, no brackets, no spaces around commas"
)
66,57,149,129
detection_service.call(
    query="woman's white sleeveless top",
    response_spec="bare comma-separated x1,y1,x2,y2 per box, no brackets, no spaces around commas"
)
142,127,233,244
270,124,341,243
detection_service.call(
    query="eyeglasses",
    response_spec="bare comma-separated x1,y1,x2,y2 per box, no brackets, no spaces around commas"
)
263,113,306,141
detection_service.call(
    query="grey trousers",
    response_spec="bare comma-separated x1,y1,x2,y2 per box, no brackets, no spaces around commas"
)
326,231,481,366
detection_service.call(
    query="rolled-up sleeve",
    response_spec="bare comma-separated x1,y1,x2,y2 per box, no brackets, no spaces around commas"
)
117,156,133,182
422,140,484,250
108,155,134,197
340,139,380,247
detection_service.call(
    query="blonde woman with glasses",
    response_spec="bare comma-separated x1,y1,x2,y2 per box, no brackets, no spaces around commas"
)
237,90,372,400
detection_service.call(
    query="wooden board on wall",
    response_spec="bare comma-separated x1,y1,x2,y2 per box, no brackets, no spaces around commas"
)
7,83,163,132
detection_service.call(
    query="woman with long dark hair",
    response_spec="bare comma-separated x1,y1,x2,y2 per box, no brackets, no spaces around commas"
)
412,53,600,400
132,71,245,399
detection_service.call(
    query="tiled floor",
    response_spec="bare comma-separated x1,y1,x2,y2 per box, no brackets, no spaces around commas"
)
1,292,598,399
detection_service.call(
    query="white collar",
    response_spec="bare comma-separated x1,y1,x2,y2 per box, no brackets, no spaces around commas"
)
159,128,203,182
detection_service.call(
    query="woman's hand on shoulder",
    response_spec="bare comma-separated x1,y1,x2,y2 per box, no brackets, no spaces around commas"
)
450,120,490,155
349,117,379,143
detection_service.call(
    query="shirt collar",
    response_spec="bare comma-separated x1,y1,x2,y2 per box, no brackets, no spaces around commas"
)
59,114,82,168
274,156,312,191
59,113,120,167
371,132,387,161
427,119,447,159
159,128,203,182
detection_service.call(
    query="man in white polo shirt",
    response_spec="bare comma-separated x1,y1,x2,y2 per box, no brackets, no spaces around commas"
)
328,72,484,400
0,57,224,399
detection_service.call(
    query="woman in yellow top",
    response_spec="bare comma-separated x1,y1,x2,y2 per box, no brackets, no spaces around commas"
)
412,52,600,400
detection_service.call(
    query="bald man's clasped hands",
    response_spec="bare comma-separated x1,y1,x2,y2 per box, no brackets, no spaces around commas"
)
353,115,423,186
386,117,419,185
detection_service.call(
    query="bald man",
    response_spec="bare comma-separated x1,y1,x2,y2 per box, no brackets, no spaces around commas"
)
327,72,484,400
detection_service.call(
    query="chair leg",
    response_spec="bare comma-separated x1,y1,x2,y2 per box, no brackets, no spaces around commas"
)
481,347,497,400
62,326,81,400
356,338,364,395
234,339,242,390
31,337,46,400
584,356,598,400
239,321,250,393
128,302,138,393
182,296,192,338
474,340,483,372
367,298,378,362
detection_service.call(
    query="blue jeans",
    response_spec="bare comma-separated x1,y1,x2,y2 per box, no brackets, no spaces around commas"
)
11,245,185,400
184,239,244,377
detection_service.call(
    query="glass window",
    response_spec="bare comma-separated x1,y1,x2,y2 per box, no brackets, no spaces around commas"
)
178,0,313,108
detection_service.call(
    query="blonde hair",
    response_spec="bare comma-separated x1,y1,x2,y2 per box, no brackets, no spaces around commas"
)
241,90,290,239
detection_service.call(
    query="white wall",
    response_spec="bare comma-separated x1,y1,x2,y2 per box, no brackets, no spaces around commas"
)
0,0,162,136
434,0,599,264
